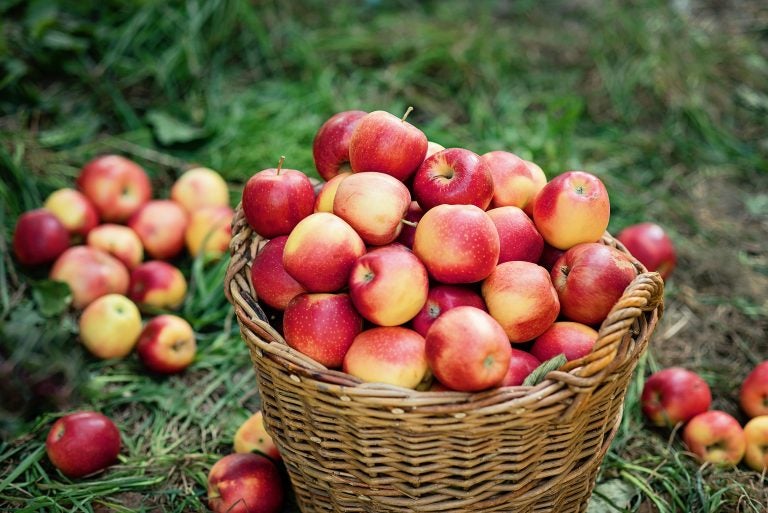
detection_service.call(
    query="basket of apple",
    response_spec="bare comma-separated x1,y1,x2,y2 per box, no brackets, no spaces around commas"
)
224,108,665,513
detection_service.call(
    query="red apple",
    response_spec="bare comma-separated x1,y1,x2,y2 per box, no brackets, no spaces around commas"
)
530,321,598,362
522,160,548,217
251,236,306,310
487,206,544,264
411,284,486,337
343,327,429,389
412,148,494,210
312,110,367,180
282,293,363,368
50,246,130,309
45,411,121,478
136,314,196,374
538,242,565,271
313,172,351,213
207,453,285,513
241,157,315,239
481,261,560,343
740,361,768,418
425,141,445,159
44,188,99,237
413,204,500,284
532,171,610,250
425,306,511,392
170,167,230,214
12,209,70,266
128,200,189,260
480,151,546,212
348,108,428,182
128,260,187,310
640,367,712,428
234,410,281,462
348,244,429,326
76,155,152,222
617,222,677,280
86,224,144,269
395,200,424,249
743,416,768,472
682,410,746,466
498,348,541,387
79,294,142,359
551,242,638,326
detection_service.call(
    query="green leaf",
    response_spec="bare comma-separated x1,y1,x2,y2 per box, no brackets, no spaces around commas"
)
31,280,72,317
146,110,208,146
587,479,638,512
522,354,568,386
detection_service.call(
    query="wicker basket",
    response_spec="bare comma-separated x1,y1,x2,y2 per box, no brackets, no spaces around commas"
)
225,204,664,513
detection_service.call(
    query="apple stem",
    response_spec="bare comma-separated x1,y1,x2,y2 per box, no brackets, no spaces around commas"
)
401,106,414,122
276,156,286,175
400,219,418,228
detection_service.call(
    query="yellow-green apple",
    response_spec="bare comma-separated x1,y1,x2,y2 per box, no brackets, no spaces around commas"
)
234,411,281,461
282,212,366,292
128,260,187,310
251,236,306,310
128,200,189,260
487,206,544,264
616,222,677,280
498,348,541,387
640,367,712,428
312,110,367,180
395,201,424,249
313,172,351,212
413,204,500,284
425,306,511,392
481,261,560,343
740,361,768,418
682,410,746,466
282,293,362,368
185,205,234,260
12,209,70,266
481,151,546,213
411,284,486,337
50,246,130,309
241,157,315,239
43,188,99,237
76,154,152,222
135,314,196,374
170,167,230,214
425,141,445,159
78,294,142,359
532,170,610,250
348,244,429,326
530,321,598,362
343,326,429,389
412,148,494,210
86,224,144,269
743,416,768,472
538,242,565,271
348,109,428,182
550,242,638,326
45,411,121,478
207,453,285,513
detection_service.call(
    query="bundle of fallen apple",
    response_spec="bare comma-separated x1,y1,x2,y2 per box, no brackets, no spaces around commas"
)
242,108,643,392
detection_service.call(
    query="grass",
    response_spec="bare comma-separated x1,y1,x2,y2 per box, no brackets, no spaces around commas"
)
1,0,768,511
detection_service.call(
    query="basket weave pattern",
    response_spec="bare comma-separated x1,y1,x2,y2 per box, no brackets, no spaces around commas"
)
225,205,664,513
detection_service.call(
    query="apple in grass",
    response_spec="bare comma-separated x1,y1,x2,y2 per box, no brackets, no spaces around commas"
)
234,411,281,462
76,154,152,223
530,321,599,362
314,172,351,213
412,148,494,211
12,209,70,266
498,349,541,387
343,327,429,389
136,314,196,374
312,110,367,180
481,261,560,343
46,411,121,478
616,222,677,280
480,151,546,213
128,200,189,260
682,410,746,466
128,261,188,310
185,205,234,260
348,244,429,326
640,367,712,428
170,167,230,214
532,170,610,250
251,236,306,310
411,284,486,337
743,416,768,472
43,188,99,237
207,453,285,513
740,361,768,418
487,206,544,264
78,294,142,359
87,224,144,269
50,246,130,309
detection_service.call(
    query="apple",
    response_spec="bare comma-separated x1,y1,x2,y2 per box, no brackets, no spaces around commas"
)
487,206,544,264
50,246,130,309
498,348,541,387
532,170,610,250
128,200,189,260
207,453,285,513
170,167,230,214
332,171,411,245
481,261,560,343
128,260,188,311
530,321,598,362
348,108,428,182
78,294,142,359
135,314,196,374
86,224,144,269
551,242,638,326
185,205,234,260
480,151,546,213
241,157,316,239
45,411,121,478
640,367,712,428
343,327,429,389
76,154,152,222
234,411,281,462
411,284,486,337
395,201,424,249
616,222,677,280
538,242,565,271
12,209,70,266
43,188,99,236
412,148,494,210
282,293,363,368
251,236,306,310
425,141,445,159
682,410,746,466
740,361,768,418
282,212,366,293
743,416,768,472
522,159,548,216
425,306,511,392
312,110,367,180
313,172,351,213
413,204,500,284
